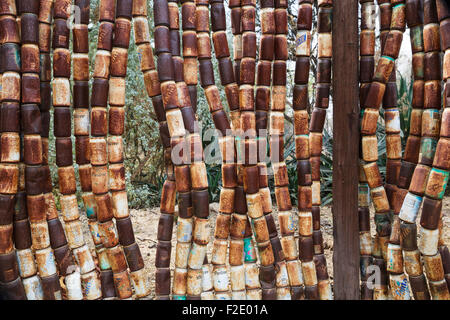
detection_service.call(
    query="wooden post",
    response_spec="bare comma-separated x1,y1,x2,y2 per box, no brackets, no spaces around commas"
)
332,0,360,299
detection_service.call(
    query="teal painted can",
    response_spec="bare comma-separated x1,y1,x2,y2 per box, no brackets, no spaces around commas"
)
243,237,257,263
419,137,437,164
173,295,187,300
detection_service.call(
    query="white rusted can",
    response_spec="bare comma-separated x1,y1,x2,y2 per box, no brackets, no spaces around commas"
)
60,194,80,222
230,265,245,291
244,263,261,290
187,242,207,270
186,268,203,296
23,274,44,300
418,226,439,256
16,248,37,278
175,242,191,269
201,263,214,292
213,265,229,292
35,247,57,278
399,192,422,223
65,220,86,249
176,217,193,243
275,261,290,288
231,290,246,300
65,269,83,300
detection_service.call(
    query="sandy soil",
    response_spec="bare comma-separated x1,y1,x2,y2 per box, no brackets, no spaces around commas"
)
79,197,450,299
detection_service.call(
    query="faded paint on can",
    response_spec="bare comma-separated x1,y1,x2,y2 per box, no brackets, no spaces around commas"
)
130,268,151,298
230,265,245,291
231,290,246,300
176,218,193,243
276,287,291,300
35,247,57,278
65,269,83,300
419,227,439,256
275,261,290,288
23,275,44,300
399,192,422,223
175,242,191,269
246,288,262,300
73,244,96,274
201,264,214,292
243,237,257,262
213,265,229,292
187,243,207,270
244,263,260,290
81,270,102,300
16,248,37,278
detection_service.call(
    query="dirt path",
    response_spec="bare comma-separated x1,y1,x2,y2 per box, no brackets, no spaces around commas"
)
80,197,450,299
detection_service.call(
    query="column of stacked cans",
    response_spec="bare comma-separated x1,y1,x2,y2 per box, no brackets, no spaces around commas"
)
180,0,211,300
168,0,196,300
52,0,101,299
413,0,450,300
257,0,292,300
133,0,179,299
106,0,150,299
0,0,27,300
40,0,84,300
210,0,260,300
398,0,448,300
358,0,376,300
308,0,333,300
397,0,430,300
293,0,315,300
19,0,62,300
378,0,408,300
132,0,176,300
199,0,241,300
152,0,211,300
89,0,117,299
170,0,201,300
269,0,294,300
90,0,134,300
229,0,263,300
132,0,178,301
239,0,278,300
360,0,406,299
192,0,237,300
435,0,450,293
71,0,106,299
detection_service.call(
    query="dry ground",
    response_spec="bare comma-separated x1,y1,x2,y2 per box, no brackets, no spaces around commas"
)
80,197,450,299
